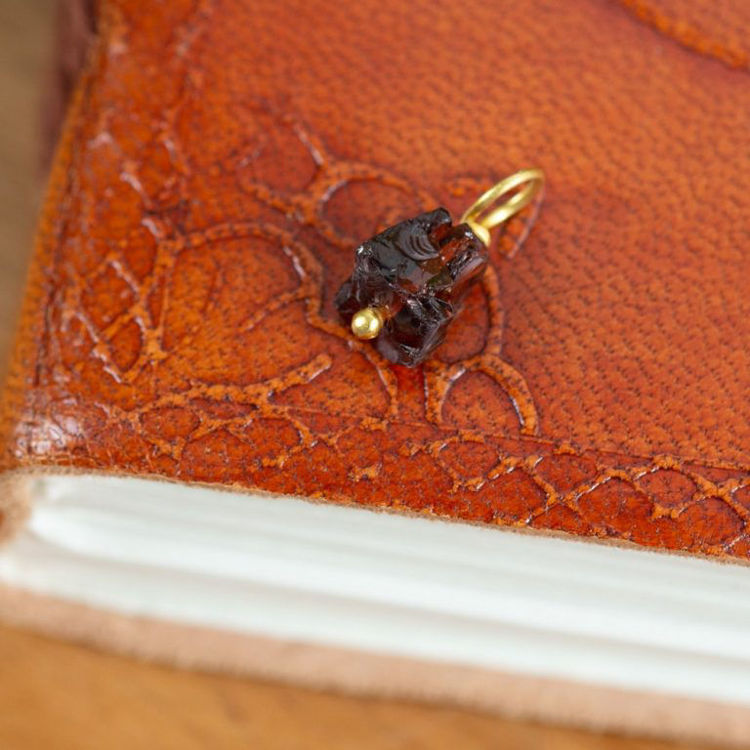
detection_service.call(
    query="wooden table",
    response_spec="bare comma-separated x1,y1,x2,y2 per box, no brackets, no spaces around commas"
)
0,1,713,747
0,623,710,750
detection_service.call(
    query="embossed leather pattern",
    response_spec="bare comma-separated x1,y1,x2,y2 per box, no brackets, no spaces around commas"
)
3,0,750,560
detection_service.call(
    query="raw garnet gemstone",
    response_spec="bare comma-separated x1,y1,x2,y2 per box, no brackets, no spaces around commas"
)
335,208,488,367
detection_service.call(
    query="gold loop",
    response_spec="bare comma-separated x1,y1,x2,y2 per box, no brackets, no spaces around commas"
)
459,167,545,246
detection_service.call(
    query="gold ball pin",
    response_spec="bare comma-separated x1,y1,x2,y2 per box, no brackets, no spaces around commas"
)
350,307,384,339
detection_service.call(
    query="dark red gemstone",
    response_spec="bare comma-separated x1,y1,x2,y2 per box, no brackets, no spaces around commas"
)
335,208,488,367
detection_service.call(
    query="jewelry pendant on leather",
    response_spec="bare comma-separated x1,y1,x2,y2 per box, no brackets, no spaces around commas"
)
335,167,545,367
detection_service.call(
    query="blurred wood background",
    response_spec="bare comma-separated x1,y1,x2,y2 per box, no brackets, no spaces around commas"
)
0,1,718,748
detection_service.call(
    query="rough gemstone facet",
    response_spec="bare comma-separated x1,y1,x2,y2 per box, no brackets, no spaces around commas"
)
335,208,488,367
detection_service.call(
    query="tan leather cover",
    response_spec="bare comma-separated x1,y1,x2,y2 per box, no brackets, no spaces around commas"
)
3,0,750,563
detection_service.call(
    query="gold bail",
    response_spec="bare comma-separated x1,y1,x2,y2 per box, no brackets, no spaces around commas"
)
459,167,545,246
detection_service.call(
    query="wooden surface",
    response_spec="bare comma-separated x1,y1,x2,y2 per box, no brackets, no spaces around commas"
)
0,623,712,750
0,0,53,375
0,1,719,748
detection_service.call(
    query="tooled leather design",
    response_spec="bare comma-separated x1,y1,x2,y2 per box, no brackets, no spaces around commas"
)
618,0,750,69
4,0,750,562
237,117,540,432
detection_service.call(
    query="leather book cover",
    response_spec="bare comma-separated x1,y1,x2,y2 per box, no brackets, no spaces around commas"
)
4,0,750,560
3,0,750,742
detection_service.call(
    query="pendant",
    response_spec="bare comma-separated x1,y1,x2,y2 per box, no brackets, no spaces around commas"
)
334,168,545,367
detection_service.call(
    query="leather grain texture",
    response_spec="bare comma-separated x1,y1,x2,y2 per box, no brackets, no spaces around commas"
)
3,0,750,560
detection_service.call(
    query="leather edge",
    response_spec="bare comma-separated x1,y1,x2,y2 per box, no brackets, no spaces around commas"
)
0,1,109,487
0,582,748,746
4,466,750,568
0,475,31,544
